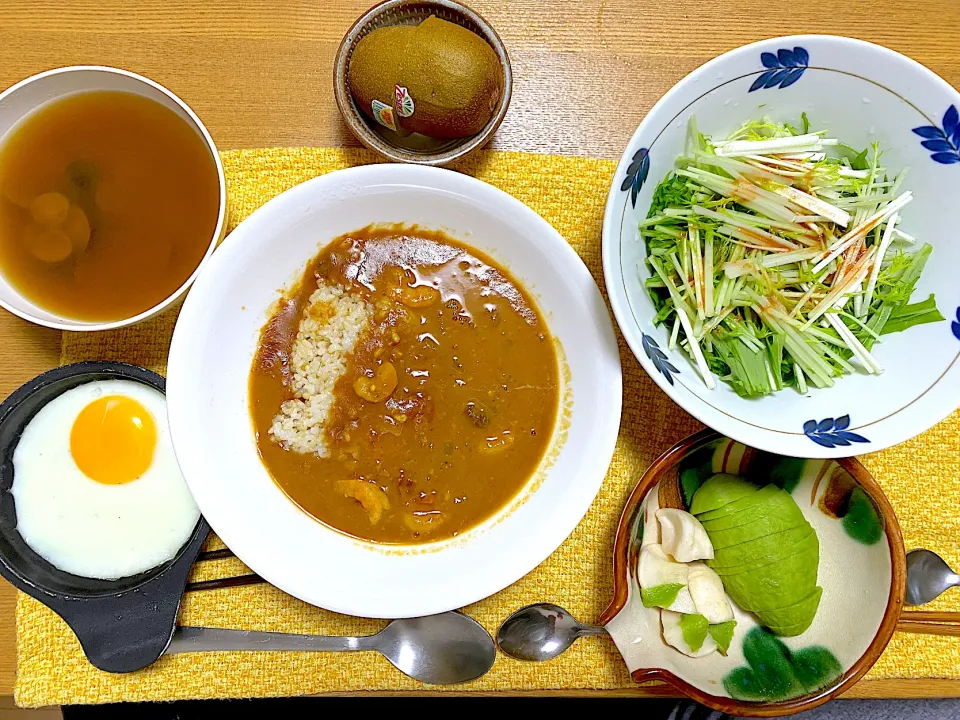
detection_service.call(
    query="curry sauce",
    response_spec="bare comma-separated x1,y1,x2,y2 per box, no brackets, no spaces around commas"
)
249,226,560,544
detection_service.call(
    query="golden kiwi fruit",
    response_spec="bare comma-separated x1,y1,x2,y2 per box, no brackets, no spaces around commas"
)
348,16,503,139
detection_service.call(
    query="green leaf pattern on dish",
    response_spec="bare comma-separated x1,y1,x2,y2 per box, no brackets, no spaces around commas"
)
723,627,842,701
841,487,884,545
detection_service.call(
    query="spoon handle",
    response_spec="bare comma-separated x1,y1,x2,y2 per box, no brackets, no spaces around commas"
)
167,626,374,654
578,624,609,637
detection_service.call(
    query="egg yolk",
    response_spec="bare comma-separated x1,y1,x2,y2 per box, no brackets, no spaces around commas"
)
70,395,157,484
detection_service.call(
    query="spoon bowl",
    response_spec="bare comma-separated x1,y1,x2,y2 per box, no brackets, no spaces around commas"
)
375,612,497,683
497,603,605,662
906,549,960,606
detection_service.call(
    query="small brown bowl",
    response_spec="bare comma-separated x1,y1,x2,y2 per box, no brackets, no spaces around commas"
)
598,429,905,717
333,0,512,166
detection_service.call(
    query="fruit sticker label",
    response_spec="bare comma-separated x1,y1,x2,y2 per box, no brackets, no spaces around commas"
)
371,99,397,131
395,85,415,118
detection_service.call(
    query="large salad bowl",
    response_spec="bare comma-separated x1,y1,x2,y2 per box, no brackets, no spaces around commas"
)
603,35,960,458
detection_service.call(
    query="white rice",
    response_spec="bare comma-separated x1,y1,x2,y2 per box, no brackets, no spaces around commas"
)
269,282,371,456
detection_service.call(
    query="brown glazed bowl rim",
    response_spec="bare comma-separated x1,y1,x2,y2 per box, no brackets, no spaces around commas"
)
333,0,512,166
597,428,906,717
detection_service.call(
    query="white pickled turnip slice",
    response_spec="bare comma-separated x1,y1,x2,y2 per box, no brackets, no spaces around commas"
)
641,487,662,548
687,563,735,623
661,610,718,658
638,544,697,613
656,508,715,562
639,544,689,586
669,586,699,614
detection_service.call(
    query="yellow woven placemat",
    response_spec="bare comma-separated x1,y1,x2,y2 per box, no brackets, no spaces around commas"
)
14,148,960,706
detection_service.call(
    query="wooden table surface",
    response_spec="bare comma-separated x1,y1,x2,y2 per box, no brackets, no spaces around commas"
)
2,0,960,702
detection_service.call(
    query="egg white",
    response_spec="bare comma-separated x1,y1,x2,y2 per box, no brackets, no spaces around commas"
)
11,379,200,580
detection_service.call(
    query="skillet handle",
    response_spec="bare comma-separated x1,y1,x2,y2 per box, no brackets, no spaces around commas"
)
28,523,209,673
56,565,192,673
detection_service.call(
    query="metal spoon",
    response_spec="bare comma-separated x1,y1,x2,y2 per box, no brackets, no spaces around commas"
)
497,548,960,661
166,611,496,684
497,603,605,661
906,549,960,606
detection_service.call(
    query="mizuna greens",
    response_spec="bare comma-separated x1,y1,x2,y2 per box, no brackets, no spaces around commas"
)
640,115,944,397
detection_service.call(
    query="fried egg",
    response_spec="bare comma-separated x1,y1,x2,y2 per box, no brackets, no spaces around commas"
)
11,379,199,580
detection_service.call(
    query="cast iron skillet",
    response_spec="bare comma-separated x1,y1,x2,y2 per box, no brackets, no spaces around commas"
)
0,361,210,673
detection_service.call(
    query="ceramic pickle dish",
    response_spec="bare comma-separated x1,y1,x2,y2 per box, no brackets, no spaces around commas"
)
603,35,960,459
0,362,210,673
599,429,905,717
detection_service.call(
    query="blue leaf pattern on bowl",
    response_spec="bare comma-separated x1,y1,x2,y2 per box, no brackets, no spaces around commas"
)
802,415,870,449
641,332,679,385
749,47,809,92
620,147,650,208
912,106,960,165
952,307,960,341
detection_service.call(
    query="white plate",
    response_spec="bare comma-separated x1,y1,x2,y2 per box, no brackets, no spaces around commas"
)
167,164,622,618
603,35,960,458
